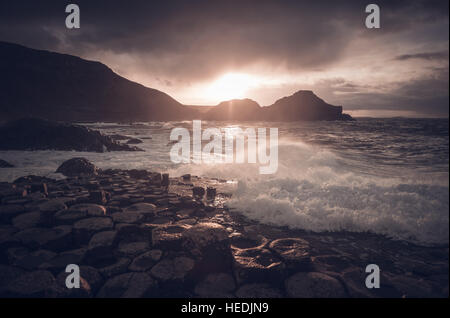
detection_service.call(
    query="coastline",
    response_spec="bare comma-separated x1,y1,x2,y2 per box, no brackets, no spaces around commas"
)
0,164,448,298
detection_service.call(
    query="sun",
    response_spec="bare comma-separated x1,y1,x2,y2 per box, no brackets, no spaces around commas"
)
205,73,256,102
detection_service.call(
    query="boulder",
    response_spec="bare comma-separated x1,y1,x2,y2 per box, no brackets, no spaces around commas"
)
0,118,143,152
123,203,157,221
116,241,150,257
73,217,113,244
285,272,347,298
128,250,162,272
97,272,158,298
14,226,73,251
268,238,311,270
126,138,143,145
0,159,14,168
56,158,98,177
111,211,144,224
12,249,57,270
192,186,205,198
98,257,131,278
152,224,188,250
39,248,87,273
85,231,118,264
233,248,285,285
12,211,43,230
4,270,56,297
68,204,106,217
150,256,195,282
182,223,232,276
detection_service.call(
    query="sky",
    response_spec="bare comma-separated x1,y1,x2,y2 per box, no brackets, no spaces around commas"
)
0,0,448,117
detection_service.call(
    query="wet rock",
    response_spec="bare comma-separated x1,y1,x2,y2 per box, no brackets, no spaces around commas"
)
233,248,285,285
14,226,73,251
152,224,188,250
194,273,236,298
88,190,107,205
128,169,149,179
126,138,143,145
235,284,283,298
192,186,205,198
73,217,113,244
0,118,143,152
12,211,43,229
38,199,67,213
4,270,56,297
0,204,26,223
123,203,157,221
97,272,158,298
85,231,118,264
112,211,144,224
39,248,87,273
56,158,98,177
115,223,152,243
285,272,347,298
13,249,57,270
150,256,195,282
161,174,169,187
98,257,131,278
129,250,162,272
0,265,25,294
116,241,150,257
182,222,232,276
69,203,107,217
269,238,311,270
0,159,14,168
206,187,216,200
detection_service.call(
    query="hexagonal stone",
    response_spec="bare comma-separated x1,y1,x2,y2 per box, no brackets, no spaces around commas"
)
116,241,149,257
194,273,236,298
39,248,87,273
150,257,195,282
85,231,118,264
233,248,285,285
0,204,26,223
111,212,144,224
152,224,188,250
14,226,73,251
269,238,311,269
73,217,113,244
12,211,43,230
116,223,152,243
13,249,57,270
98,257,131,278
38,199,67,213
54,208,87,225
235,283,283,298
69,204,106,217
129,250,162,272
285,272,347,298
123,203,157,221
4,270,56,297
0,265,25,294
181,222,232,276
97,272,158,298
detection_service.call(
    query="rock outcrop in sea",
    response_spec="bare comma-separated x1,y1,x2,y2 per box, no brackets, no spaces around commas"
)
0,118,144,152
0,158,447,298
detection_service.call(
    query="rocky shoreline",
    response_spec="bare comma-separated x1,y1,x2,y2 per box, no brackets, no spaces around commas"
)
0,159,448,298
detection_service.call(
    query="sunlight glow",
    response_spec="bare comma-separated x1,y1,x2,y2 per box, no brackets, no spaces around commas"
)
204,73,257,102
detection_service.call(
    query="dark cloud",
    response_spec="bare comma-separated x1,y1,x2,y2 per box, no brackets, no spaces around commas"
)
394,51,449,61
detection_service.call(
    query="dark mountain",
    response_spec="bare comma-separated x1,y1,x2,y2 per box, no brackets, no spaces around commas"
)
263,90,353,121
203,99,264,121
0,41,353,122
0,41,196,122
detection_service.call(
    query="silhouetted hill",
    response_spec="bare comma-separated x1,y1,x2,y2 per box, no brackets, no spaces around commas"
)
0,41,353,122
263,90,353,121
204,99,265,120
0,41,196,122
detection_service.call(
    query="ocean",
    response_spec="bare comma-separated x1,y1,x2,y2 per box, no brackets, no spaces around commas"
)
1,118,448,246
